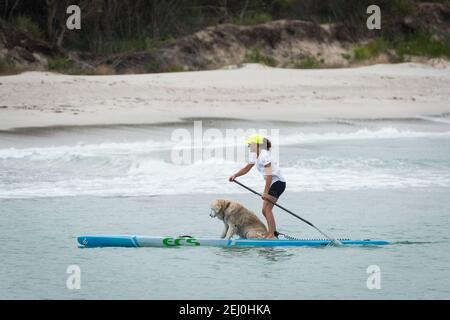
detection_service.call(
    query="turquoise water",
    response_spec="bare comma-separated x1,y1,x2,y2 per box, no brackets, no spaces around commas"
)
1,118,450,299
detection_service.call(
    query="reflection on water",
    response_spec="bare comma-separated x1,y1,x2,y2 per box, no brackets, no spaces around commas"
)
216,246,297,262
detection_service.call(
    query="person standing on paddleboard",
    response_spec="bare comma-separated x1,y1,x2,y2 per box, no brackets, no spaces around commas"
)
229,134,286,239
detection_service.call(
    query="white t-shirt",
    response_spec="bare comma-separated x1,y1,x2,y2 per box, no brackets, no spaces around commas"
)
248,149,286,185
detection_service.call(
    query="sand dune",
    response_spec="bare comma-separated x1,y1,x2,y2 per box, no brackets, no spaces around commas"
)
1,62,449,130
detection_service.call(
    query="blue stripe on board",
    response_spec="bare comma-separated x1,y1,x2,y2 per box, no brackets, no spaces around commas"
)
77,235,389,248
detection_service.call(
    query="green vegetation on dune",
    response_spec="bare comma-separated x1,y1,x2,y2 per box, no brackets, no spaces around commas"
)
48,56,94,75
393,34,450,59
0,56,17,75
294,56,325,69
161,65,189,73
353,38,389,61
389,0,418,15
353,34,450,62
243,48,277,66
232,12,273,25
93,38,163,54
48,57,73,72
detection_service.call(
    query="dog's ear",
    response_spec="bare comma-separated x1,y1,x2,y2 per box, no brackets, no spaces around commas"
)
222,200,231,211
219,199,231,215
225,200,243,215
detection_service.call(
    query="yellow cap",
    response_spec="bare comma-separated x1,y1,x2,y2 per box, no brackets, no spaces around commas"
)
245,134,264,145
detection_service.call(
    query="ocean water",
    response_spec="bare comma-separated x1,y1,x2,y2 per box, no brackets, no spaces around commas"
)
1,117,450,299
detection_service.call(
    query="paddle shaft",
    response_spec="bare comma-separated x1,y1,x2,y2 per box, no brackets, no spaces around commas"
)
233,179,337,242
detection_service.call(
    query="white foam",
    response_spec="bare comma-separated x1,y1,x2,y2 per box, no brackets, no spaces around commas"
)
1,127,449,160
1,156,450,199
1,127,450,198
0,139,172,160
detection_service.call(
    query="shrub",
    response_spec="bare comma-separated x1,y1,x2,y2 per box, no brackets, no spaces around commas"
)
353,38,389,61
0,56,17,75
236,12,273,25
352,34,450,62
393,34,450,59
294,56,324,69
162,65,188,73
243,48,277,66
14,16,42,39
48,56,73,72
389,0,417,15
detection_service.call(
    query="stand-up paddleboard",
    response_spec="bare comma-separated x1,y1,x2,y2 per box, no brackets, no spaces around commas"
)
77,235,389,248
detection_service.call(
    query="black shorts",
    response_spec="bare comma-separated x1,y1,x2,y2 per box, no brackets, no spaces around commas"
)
268,181,286,199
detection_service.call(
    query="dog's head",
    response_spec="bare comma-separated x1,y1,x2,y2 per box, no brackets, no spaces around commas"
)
210,199,231,220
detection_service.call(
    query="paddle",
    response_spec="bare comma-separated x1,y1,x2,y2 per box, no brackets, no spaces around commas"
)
233,179,341,245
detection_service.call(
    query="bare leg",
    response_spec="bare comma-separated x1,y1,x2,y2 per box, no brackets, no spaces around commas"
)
262,199,277,238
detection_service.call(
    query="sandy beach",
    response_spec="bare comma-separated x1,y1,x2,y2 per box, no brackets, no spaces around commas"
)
1,62,449,131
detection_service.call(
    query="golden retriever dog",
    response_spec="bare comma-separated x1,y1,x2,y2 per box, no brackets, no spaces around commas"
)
210,199,267,239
